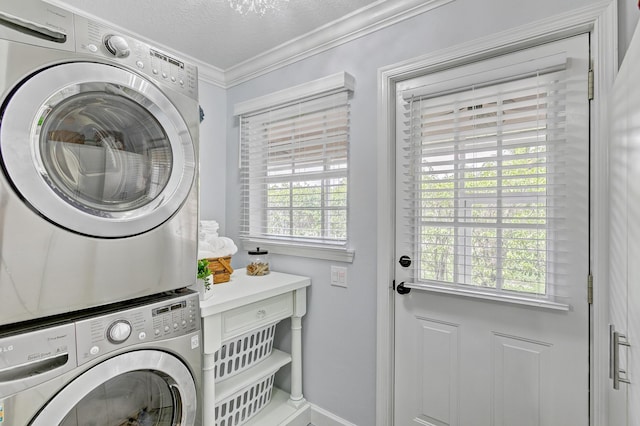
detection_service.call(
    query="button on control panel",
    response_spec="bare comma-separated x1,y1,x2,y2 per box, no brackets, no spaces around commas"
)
107,320,132,344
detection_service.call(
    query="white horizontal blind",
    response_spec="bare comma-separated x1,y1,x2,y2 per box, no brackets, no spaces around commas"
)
240,91,349,245
399,70,573,300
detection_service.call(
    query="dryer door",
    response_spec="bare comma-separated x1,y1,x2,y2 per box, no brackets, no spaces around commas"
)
0,62,196,238
29,350,198,426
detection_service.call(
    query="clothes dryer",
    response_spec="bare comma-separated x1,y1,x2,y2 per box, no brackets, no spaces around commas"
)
0,1,199,325
0,290,202,425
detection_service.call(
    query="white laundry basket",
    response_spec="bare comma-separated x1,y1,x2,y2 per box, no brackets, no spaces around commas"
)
214,323,276,381
214,372,276,426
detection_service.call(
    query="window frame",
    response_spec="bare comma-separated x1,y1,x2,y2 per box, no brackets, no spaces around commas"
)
235,72,356,262
397,54,580,309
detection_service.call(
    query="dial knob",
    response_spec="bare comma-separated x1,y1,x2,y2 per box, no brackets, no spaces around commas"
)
107,320,132,343
104,35,130,58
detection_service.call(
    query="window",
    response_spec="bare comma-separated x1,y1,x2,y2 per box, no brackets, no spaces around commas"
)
399,63,578,302
236,73,354,261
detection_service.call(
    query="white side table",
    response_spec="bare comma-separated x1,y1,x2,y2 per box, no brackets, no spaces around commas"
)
200,268,311,425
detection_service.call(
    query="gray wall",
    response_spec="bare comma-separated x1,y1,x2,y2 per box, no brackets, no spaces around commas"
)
198,82,228,235
619,0,640,65
196,0,639,424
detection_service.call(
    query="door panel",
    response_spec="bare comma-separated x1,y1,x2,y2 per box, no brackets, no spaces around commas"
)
608,29,629,424
394,35,590,425
608,19,640,426
624,23,640,421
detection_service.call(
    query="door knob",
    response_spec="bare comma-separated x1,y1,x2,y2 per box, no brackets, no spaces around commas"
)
396,282,411,295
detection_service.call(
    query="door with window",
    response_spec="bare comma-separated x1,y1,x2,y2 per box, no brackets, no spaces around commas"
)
394,35,590,425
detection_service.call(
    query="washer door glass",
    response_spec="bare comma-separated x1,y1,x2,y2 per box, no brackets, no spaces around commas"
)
60,371,178,425
29,350,197,426
0,62,196,238
41,91,172,213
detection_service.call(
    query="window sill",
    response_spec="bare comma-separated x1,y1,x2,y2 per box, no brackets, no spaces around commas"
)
403,282,570,311
241,239,354,263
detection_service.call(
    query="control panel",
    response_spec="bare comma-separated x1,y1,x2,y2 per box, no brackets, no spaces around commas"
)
72,15,198,100
0,291,199,395
75,292,200,366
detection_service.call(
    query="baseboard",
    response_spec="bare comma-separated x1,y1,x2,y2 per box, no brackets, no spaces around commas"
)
309,404,358,426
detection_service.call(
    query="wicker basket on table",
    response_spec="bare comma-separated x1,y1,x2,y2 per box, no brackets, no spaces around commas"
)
206,256,234,284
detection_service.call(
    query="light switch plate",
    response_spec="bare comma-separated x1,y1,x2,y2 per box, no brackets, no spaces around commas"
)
331,265,347,288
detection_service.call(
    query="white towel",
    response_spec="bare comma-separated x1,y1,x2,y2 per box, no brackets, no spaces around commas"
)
198,220,237,258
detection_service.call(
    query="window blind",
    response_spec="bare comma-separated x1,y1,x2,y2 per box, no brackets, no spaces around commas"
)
240,91,350,246
399,69,574,301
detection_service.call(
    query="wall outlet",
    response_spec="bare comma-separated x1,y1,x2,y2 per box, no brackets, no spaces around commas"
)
330,266,347,288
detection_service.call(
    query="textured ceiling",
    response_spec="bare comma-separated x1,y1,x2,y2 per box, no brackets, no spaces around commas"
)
49,0,381,70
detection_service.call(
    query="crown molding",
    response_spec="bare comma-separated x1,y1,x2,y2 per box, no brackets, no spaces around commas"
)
222,0,455,88
378,0,612,81
193,60,226,88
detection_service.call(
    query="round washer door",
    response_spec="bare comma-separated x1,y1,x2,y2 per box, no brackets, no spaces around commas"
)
0,62,196,238
29,350,197,426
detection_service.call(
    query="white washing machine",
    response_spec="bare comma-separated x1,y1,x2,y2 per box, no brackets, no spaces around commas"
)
0,290,202,425
0,1,200,325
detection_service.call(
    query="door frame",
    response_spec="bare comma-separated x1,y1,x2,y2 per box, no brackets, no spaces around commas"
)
375,2,617,425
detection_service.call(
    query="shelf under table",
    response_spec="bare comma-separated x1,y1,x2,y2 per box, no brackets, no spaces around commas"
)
242,387,311,426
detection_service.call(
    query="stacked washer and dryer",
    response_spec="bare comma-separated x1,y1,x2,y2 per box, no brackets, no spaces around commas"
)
0,1,203,424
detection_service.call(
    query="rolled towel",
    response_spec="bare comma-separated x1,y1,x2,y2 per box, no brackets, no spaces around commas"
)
219,237,238,256
199,220,219,238
198,236,238,259
198,220,237,258
198,249,217,259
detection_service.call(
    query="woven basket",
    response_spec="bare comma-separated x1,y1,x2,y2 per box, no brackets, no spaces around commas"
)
206,256,234,284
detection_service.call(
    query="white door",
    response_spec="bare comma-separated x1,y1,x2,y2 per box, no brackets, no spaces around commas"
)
607,20,640,426
394,35,590,426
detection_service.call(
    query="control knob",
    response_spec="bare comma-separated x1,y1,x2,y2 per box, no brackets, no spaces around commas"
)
107,320,132,344
104,35,130,58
